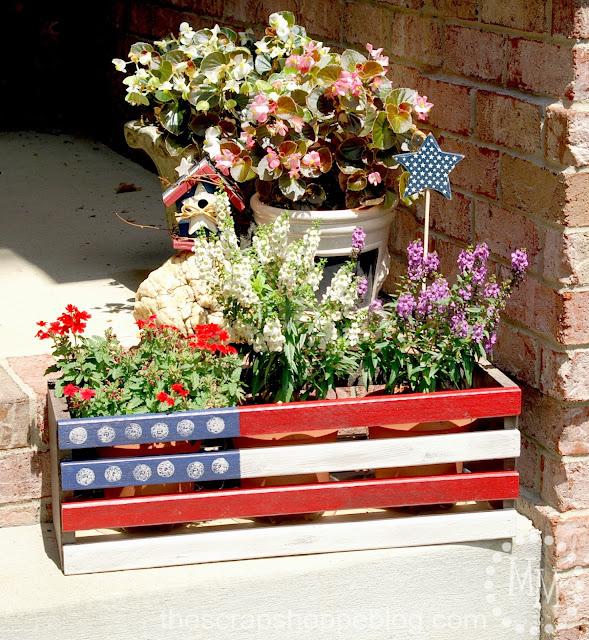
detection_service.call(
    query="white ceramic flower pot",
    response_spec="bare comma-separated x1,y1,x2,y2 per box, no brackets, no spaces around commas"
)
250,194,395,300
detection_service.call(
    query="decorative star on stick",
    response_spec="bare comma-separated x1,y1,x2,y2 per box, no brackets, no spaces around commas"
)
393,133,464,200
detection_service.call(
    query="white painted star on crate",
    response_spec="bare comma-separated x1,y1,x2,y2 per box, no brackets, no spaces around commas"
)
175,157,194,178
393,133,464,200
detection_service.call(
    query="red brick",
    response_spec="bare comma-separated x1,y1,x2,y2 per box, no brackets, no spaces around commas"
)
437,136,500,199
553,0,589,38
562,170,589,226
546,105,589,167
475,91,543,155
426,0,477,20
392,206,421,255
543,227,589,286
475,201,540,268
6,355,56,446
500,156,577,224
297,0,344,41
480,0,546,32
390,14,442,67
507,39,574,97
431,238,464,283
343,2,392,49
444,26,505,83
551,625,589,640
415,190,471,243
519,386,589,455
0,501,42,528
386,62,421,90
165,0,223,18
541,347,589,402
502,276,561,339
381,0,424,8
416,78,471,136
552,513,589,569
517,436,539,490
0,366,30,450
493,324,538,388
0,450,51,504
128,2,157,37
541,455,589,511
570,46,589,101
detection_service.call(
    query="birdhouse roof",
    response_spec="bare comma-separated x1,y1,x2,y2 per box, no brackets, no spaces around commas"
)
162,159,246,211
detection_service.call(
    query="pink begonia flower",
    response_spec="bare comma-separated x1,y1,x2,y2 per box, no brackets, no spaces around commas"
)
367,171,382,186
214,148,238,176
302,151,321,168
291,116,304,133
414,92,434,121
366,43,389,66
251,93,270,123
285,152,302,178
273,120,288,136
240,131,255,149
330,70,363,98
265,147,281,170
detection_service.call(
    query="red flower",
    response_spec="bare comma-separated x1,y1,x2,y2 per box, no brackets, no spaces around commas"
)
171,383,184,393
136,319,146,329
80,388,96,401
63,384,80,397
166,397,175,406
156,391,169,402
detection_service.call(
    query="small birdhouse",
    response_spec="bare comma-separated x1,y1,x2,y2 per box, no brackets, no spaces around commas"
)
162,159,246,251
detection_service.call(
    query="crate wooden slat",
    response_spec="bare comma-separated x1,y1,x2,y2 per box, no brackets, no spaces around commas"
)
49,359,522,575
62,509,518,576
62,470,519,531
60,430,520,491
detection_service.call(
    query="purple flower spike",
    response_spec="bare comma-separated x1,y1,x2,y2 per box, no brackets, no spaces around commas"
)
352,227,367,252
423,251,440,275
471,323,484,344
457,249,476,273
511,248,528,275
369,298,383,314
397,293,416,319
357,277,368,299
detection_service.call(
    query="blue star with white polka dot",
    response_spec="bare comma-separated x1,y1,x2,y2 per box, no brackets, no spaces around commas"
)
393,133,464,200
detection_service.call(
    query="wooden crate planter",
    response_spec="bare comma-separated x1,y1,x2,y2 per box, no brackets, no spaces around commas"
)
49,360,521,575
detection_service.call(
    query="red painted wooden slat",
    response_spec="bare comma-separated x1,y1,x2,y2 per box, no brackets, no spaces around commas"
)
62,471,519,531
237,387,521,436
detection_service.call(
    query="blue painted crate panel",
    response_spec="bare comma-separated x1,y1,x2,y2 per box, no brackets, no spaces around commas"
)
58,407,241,449
61,450,241,490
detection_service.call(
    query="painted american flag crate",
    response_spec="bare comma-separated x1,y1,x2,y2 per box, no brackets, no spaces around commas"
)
48,360,521,575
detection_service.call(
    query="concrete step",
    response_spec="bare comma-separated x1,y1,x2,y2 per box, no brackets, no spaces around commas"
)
0,514,541,640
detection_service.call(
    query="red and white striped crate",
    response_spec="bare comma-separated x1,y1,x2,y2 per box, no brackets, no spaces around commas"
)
48,360,521,575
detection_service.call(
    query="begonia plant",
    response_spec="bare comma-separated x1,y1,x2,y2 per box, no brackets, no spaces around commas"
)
113,11,433,210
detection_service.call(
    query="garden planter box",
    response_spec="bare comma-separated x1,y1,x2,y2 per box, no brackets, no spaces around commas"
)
49,360,521,575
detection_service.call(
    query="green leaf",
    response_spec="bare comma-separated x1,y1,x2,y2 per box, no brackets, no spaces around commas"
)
347,171,367,191
255,53,273,75
276,96,298,118
360,60,384,80
341,49,367,73
201,51,228,73
126,92,150,106
373,112,396,150
387,87,417,107
154,89,173,102
279,174,307,201
159,102,188,135
317,65,342,86
386,104,413,134
230,156,252,182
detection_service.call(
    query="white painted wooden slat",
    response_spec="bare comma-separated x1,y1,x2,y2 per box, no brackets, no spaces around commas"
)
62,508,518,575
239,429,520,479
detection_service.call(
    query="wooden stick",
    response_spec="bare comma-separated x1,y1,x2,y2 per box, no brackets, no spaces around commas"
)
422,189,431,291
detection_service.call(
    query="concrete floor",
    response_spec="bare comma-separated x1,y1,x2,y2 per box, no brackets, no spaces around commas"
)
0,130,173,358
